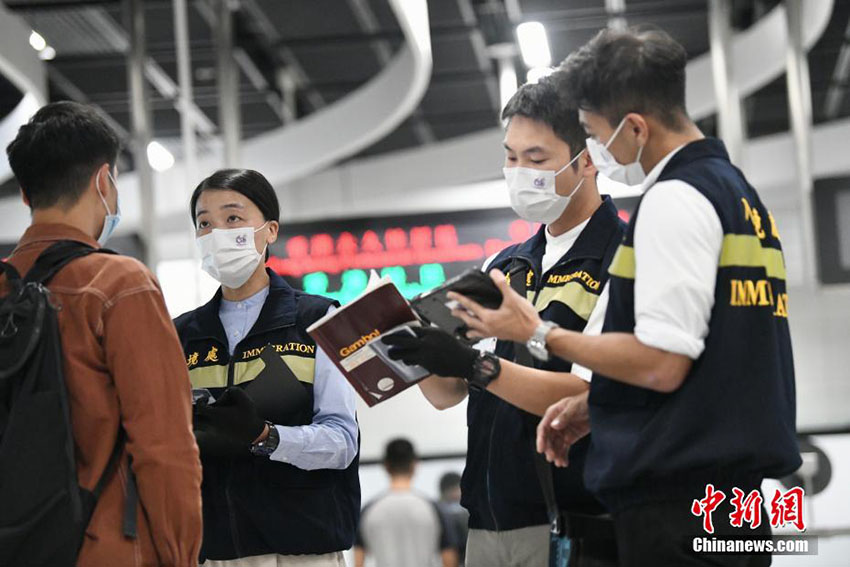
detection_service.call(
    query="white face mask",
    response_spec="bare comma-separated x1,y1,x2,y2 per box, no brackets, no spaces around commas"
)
196,222,270,289
503,149,586,224
585,116,646,186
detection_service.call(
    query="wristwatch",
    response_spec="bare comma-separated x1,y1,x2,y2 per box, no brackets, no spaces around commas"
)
527,320,559,361
250,421,280,457
467,352,501,392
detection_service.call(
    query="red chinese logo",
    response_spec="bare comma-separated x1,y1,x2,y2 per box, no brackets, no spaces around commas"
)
691,484,726,534
770,487,806,532
729,488,763,529
692,485,807,534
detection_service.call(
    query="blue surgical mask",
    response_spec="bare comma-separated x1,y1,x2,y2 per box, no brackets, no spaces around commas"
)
96,171,121,246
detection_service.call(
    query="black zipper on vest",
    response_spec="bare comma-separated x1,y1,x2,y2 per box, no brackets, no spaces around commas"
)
223,320,296,555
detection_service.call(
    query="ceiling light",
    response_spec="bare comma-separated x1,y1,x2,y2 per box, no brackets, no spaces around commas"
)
38,46,56,61
29,30,47,52
499,61,518,111
516,22,551,68
526,67,554,84
147,141,175,172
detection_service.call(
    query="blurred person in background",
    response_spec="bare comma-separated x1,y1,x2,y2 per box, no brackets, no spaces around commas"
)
437,472,468,566
355,438,457,567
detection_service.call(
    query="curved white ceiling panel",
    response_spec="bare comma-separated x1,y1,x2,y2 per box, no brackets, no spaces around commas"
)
686,0,833,120
214,0,432,186
0,2,48,185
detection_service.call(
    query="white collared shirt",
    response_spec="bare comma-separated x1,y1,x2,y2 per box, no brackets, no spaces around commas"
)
630,142,724,359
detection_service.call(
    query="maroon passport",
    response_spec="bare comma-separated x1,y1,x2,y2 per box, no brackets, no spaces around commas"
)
307,279,427,406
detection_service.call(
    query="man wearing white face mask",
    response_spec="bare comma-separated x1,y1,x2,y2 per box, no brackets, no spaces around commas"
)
388,77,624,567
446,29,800,567
173,169,360,567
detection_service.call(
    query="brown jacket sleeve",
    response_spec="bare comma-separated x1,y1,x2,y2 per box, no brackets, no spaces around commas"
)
101,283,203,567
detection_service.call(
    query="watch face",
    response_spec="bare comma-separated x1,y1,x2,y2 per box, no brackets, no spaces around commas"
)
479,354,500,378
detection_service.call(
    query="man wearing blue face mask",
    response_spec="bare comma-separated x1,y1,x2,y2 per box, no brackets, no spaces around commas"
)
2,102,202,566
445,28,800,567
384,76,624,567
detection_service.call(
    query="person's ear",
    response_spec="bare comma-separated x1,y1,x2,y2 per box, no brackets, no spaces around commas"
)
627,113,649,147
93,163,112,199
582,150,598,178
267,220,279,245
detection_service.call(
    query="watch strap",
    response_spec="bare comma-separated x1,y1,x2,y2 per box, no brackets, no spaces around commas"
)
250,421,279,457
467,352,501,391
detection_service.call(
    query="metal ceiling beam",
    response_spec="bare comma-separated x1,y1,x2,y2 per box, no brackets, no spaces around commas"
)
3,0,121,10
46,66,130,140
346,0,434,144
215,0,240,167
457,0,500,120
239,0,325,112
785,0,818,289
605,0,628,30
192,0,285,125
824,18,850,119
173,0,199,190
269,24,475,49
125,0,156,268
709,0,745,164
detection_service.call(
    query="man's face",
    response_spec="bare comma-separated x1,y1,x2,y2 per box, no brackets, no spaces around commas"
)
579,109,642,166
503,115,581,197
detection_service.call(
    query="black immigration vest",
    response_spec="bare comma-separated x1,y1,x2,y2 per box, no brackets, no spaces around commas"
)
586,139,801,512
174,270,360,560
462,196,625,530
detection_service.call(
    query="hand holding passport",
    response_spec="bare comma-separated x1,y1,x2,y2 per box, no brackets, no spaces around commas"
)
307,269,503,406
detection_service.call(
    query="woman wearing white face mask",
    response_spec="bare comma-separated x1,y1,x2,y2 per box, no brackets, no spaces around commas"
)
173,169,360,567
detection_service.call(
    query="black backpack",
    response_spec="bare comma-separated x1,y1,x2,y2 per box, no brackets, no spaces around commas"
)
0,240,136,566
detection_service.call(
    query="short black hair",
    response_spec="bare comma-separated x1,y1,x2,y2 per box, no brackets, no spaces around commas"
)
557,27,689,130
190,168,280,226
6,101,120,209
439,472,461,495
501,74,586,166
383,438,416,475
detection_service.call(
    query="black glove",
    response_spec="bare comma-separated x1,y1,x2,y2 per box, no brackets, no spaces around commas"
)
193,387,266,458
382,326,479,379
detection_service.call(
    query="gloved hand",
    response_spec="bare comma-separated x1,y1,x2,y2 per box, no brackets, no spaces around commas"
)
193,387,266,458
382,326,479,379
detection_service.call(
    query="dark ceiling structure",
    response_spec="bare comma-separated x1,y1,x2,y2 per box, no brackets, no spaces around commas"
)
0,0,849,200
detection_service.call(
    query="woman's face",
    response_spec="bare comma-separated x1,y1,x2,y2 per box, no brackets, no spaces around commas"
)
194,188,278,253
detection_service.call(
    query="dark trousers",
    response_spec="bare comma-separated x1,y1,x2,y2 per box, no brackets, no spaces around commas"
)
568,513,619,567
612,498,772,567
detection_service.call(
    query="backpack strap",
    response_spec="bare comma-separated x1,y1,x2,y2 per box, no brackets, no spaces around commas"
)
23,241,116,286
23,240,136,538
0,260,22,283
90,428,138,539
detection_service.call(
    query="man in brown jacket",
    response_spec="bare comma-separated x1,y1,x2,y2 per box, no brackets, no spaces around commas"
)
3,101,202,566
